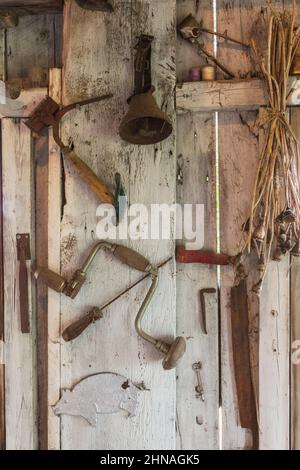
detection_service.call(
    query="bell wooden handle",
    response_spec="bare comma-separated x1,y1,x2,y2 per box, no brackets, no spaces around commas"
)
113,245,151,272
62,308,103,342
64,149,115,205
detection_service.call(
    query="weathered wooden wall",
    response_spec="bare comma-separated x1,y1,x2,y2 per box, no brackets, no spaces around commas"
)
0,0,299,450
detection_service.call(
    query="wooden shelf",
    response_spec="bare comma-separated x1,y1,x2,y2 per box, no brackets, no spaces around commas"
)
176,77,300,113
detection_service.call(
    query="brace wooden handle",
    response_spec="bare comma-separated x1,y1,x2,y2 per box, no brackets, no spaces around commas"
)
176,247,229,265
19,256,30,333
62,308,103,342
113,246,151,272
64,149,115,205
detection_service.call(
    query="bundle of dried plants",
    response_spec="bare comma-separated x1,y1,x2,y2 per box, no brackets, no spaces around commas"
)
243,1,300,294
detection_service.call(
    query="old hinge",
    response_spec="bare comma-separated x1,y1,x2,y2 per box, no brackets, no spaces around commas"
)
16,233,31,333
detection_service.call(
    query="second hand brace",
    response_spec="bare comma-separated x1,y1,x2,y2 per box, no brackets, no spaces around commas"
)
34,242,186,370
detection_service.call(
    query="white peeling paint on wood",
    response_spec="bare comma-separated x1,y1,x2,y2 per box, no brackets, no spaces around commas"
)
60,0,176,450
257,107,290,450
0,88,48,119
176,77,300,114
216,0,287,450
176,0,219,450
2,119,36,449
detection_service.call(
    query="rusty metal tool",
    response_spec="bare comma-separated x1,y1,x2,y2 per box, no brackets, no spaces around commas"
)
231,280,259,450
176,246,231,265
75,0,113,11
0,1,63,29
199,288,216,335
16,233,31,333
25,94,115,205
34,241,154,300
178,14,241,79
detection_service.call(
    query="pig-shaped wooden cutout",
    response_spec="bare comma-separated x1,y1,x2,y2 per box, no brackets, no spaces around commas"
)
53,372,140,426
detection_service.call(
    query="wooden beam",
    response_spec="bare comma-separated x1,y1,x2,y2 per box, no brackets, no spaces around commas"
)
290,107,300,450
2,119,36,449
176,77,300,113
35,130,49,450
0,1,63,16
176,0,219,450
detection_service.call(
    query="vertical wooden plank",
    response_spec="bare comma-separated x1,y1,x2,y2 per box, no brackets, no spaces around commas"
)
259,259,289,449
2,119,36,449
218,0,289,450
257,107,290,450
0,121,5,450
47,68,62,450
60,0,176,449
0,30,5,81
61,0,131,450
4,11,62,450
176,0,219,450
290,107,300,450
217,0,260,450
0,28,6,450
6,15,59,79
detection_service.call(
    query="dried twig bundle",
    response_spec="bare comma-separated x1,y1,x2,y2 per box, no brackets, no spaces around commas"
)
243,1,300,294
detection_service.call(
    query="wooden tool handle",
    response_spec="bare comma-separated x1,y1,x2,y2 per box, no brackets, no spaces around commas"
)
176,247,229,265
113,245,151,272
19,257,30,333
64,149,115,205
62,308,103,342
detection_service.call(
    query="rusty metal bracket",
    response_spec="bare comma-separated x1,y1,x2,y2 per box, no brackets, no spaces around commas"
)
16,233,31,333
199,288,216,335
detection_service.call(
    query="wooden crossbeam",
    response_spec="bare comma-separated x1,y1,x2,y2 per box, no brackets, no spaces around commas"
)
176,77,300,113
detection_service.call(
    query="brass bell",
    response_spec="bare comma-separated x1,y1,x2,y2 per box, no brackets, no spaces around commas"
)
119,87,172,145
